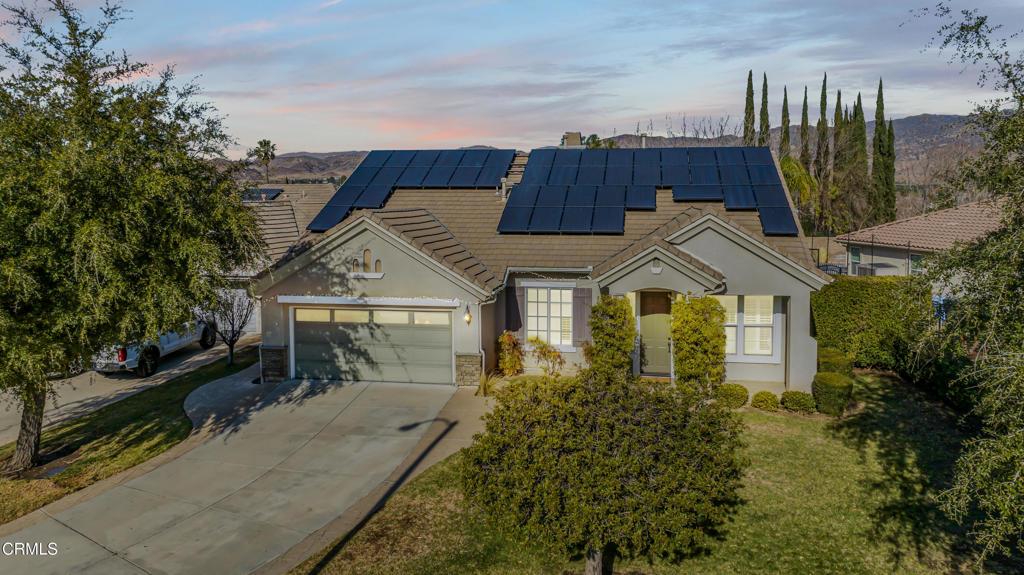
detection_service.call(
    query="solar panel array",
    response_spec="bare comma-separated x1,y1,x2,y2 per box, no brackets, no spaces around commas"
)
497,146,799,237
308,149,516,232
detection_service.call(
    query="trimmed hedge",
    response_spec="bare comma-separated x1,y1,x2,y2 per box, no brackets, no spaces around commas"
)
781,391,816,414
811,276,931,369
818,347,853,377
751,391,780,412
714,383,749,409
813,372,854,416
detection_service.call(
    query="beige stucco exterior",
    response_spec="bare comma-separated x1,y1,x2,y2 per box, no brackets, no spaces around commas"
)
843,242,927,277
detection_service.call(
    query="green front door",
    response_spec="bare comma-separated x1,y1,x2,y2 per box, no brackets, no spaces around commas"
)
638,291,672,375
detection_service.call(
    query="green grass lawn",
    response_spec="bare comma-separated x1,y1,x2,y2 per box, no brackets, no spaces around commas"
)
293,374,1022,575
0,346,258,525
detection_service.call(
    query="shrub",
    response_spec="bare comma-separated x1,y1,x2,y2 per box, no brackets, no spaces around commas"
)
811,276,932,369
584,294,637,377
462,369,746,574
818,347,853,377
671,294,726,399
498,330,524,376
528,336,565,377
476,372,502,397
714,383,749,409
751,391,780,412
812,372,854,416
781,390,816,414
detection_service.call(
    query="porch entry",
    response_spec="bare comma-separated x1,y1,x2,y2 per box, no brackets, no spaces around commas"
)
637,290,673,376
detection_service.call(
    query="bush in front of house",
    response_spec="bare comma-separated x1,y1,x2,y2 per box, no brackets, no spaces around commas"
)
461,368,745,574
584,294,637,377
671,294,727,400
714,383,749,409
818,347,854,377
781,390,816,414
812,372,854,416
498,330,524,376
751,391,780,412
527,336,565,377
810,276,932,370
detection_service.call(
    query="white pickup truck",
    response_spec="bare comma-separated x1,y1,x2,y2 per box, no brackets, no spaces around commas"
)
93,321,217,377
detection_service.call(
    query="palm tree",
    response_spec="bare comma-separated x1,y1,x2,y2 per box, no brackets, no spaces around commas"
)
248,139,276,183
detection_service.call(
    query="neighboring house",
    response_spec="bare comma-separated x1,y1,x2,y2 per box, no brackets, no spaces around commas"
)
836,200,1002,277
254,148,830,393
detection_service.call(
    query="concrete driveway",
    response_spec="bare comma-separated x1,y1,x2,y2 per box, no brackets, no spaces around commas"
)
0,336,259,445
0,369,454,575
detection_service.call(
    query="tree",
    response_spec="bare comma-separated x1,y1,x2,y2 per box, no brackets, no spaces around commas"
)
210,288,255,366
871,78,893,224
743,70,755,146
920,2,1024,561
670,295,727,402
758,73,770,146
886,118,897,219
585,134,616,149
800,86,812,172
780,86,791,158
583,295,636,378
814,74,831,231
461,369,745,575
0,1,260,472
248,139,276,184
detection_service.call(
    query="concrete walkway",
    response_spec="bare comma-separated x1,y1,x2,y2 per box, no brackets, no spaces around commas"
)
0,369,454,575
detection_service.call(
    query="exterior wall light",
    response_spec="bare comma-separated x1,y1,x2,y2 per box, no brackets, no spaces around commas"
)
464,305,473,325
651,258,663,275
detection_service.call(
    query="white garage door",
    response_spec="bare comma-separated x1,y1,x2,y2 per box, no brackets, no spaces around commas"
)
292,307,453,384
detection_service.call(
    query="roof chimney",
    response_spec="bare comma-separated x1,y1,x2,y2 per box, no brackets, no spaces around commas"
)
561,131,583,147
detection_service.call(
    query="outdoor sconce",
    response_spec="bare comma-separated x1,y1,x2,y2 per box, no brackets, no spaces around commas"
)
651,258,663,275
464,305,473,325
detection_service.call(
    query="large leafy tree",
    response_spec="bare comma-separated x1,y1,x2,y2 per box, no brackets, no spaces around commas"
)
920,2,1024,561
0,0,260,472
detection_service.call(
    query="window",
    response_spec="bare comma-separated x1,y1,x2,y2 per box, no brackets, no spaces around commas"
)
414,312,450,326
710,295,776,359
374,310,410,325
295,308,331,323
713,295,738,354
333,309,370,323
363,249,372,272
375,259,383,273
526,287,573,346
849,246,861,274
910,254,924,275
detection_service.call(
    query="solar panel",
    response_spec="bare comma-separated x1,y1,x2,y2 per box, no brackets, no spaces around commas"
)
560,206,593,233
753,184,790,207
242,188,283,202
547,164,579,186
396,165,429,187
576,165,605,185
529,206,563,232
529,148,556,165
435,150,464,166
607,149,633,165
474,164,507,187
592,206,625,234
507,185,540,207
384,150,415,168
759,207,800,236
690,165,721,185
633,164,660,186
497,206,533,233
662,165,690,186
307,203,352,232
346,165,379,187
553,149,582,166
626,185,657,210
535,185,568,207
743,147,774,165
460,149,489,166
485,149,515,166
369,166,404,188
329,186,362,204
353,185,392,208
449,165,483,187
410,150,440,167
716,147,745,165
723,185,757,209
673,185,723,201
719,165,751,185
660,148,689,166
580,149,607,165
596,185,626,206
565,185,597,206
422,165,456,187
634,149,660,166
687,148,717,164
520,162,551,185
361,150,391,167
748,164,781,185
604,165,632,185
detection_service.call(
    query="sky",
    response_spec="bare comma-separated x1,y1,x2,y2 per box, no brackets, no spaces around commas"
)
9,0,1024,156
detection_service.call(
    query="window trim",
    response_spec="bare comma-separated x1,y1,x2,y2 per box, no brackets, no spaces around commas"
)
712,295,783,365
909,253,924,276
521,281,576,352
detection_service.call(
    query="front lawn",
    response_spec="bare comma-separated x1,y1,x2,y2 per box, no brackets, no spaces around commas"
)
293,374,1022,575
0,346,258,525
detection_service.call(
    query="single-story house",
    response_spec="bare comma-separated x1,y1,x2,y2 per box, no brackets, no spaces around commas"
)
254,147,830,393
836,200,1002,277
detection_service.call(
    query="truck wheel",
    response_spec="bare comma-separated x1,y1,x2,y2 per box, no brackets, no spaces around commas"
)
136,347,159,377
199,327,217,349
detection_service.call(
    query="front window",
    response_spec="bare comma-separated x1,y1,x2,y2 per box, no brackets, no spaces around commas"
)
717,296,738,354
910,254,924,275
711,295,776,359
527,287,573,346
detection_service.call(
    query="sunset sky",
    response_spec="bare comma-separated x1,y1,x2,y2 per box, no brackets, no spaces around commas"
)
17,0,1023,155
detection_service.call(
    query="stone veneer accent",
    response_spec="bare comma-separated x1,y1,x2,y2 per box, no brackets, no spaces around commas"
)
455,353,482,386
261,345,288,382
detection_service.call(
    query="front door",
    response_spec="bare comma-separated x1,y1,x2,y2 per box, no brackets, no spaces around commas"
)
639,291,672,375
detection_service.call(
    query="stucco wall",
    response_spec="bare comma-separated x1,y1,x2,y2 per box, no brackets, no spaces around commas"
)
845,243,924,276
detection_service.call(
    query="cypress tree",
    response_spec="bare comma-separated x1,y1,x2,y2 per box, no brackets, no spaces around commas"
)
799,87,811,172
832,90,844,176
758,73,770,146
846,93,870,229
780,86,790,158
871,78,890,224
814,74,830,231
743,71,755,146
886,119,896,221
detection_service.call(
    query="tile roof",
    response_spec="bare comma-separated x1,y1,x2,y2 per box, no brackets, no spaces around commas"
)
837,200,1003,252
255,184,337,231
249,201,300,262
